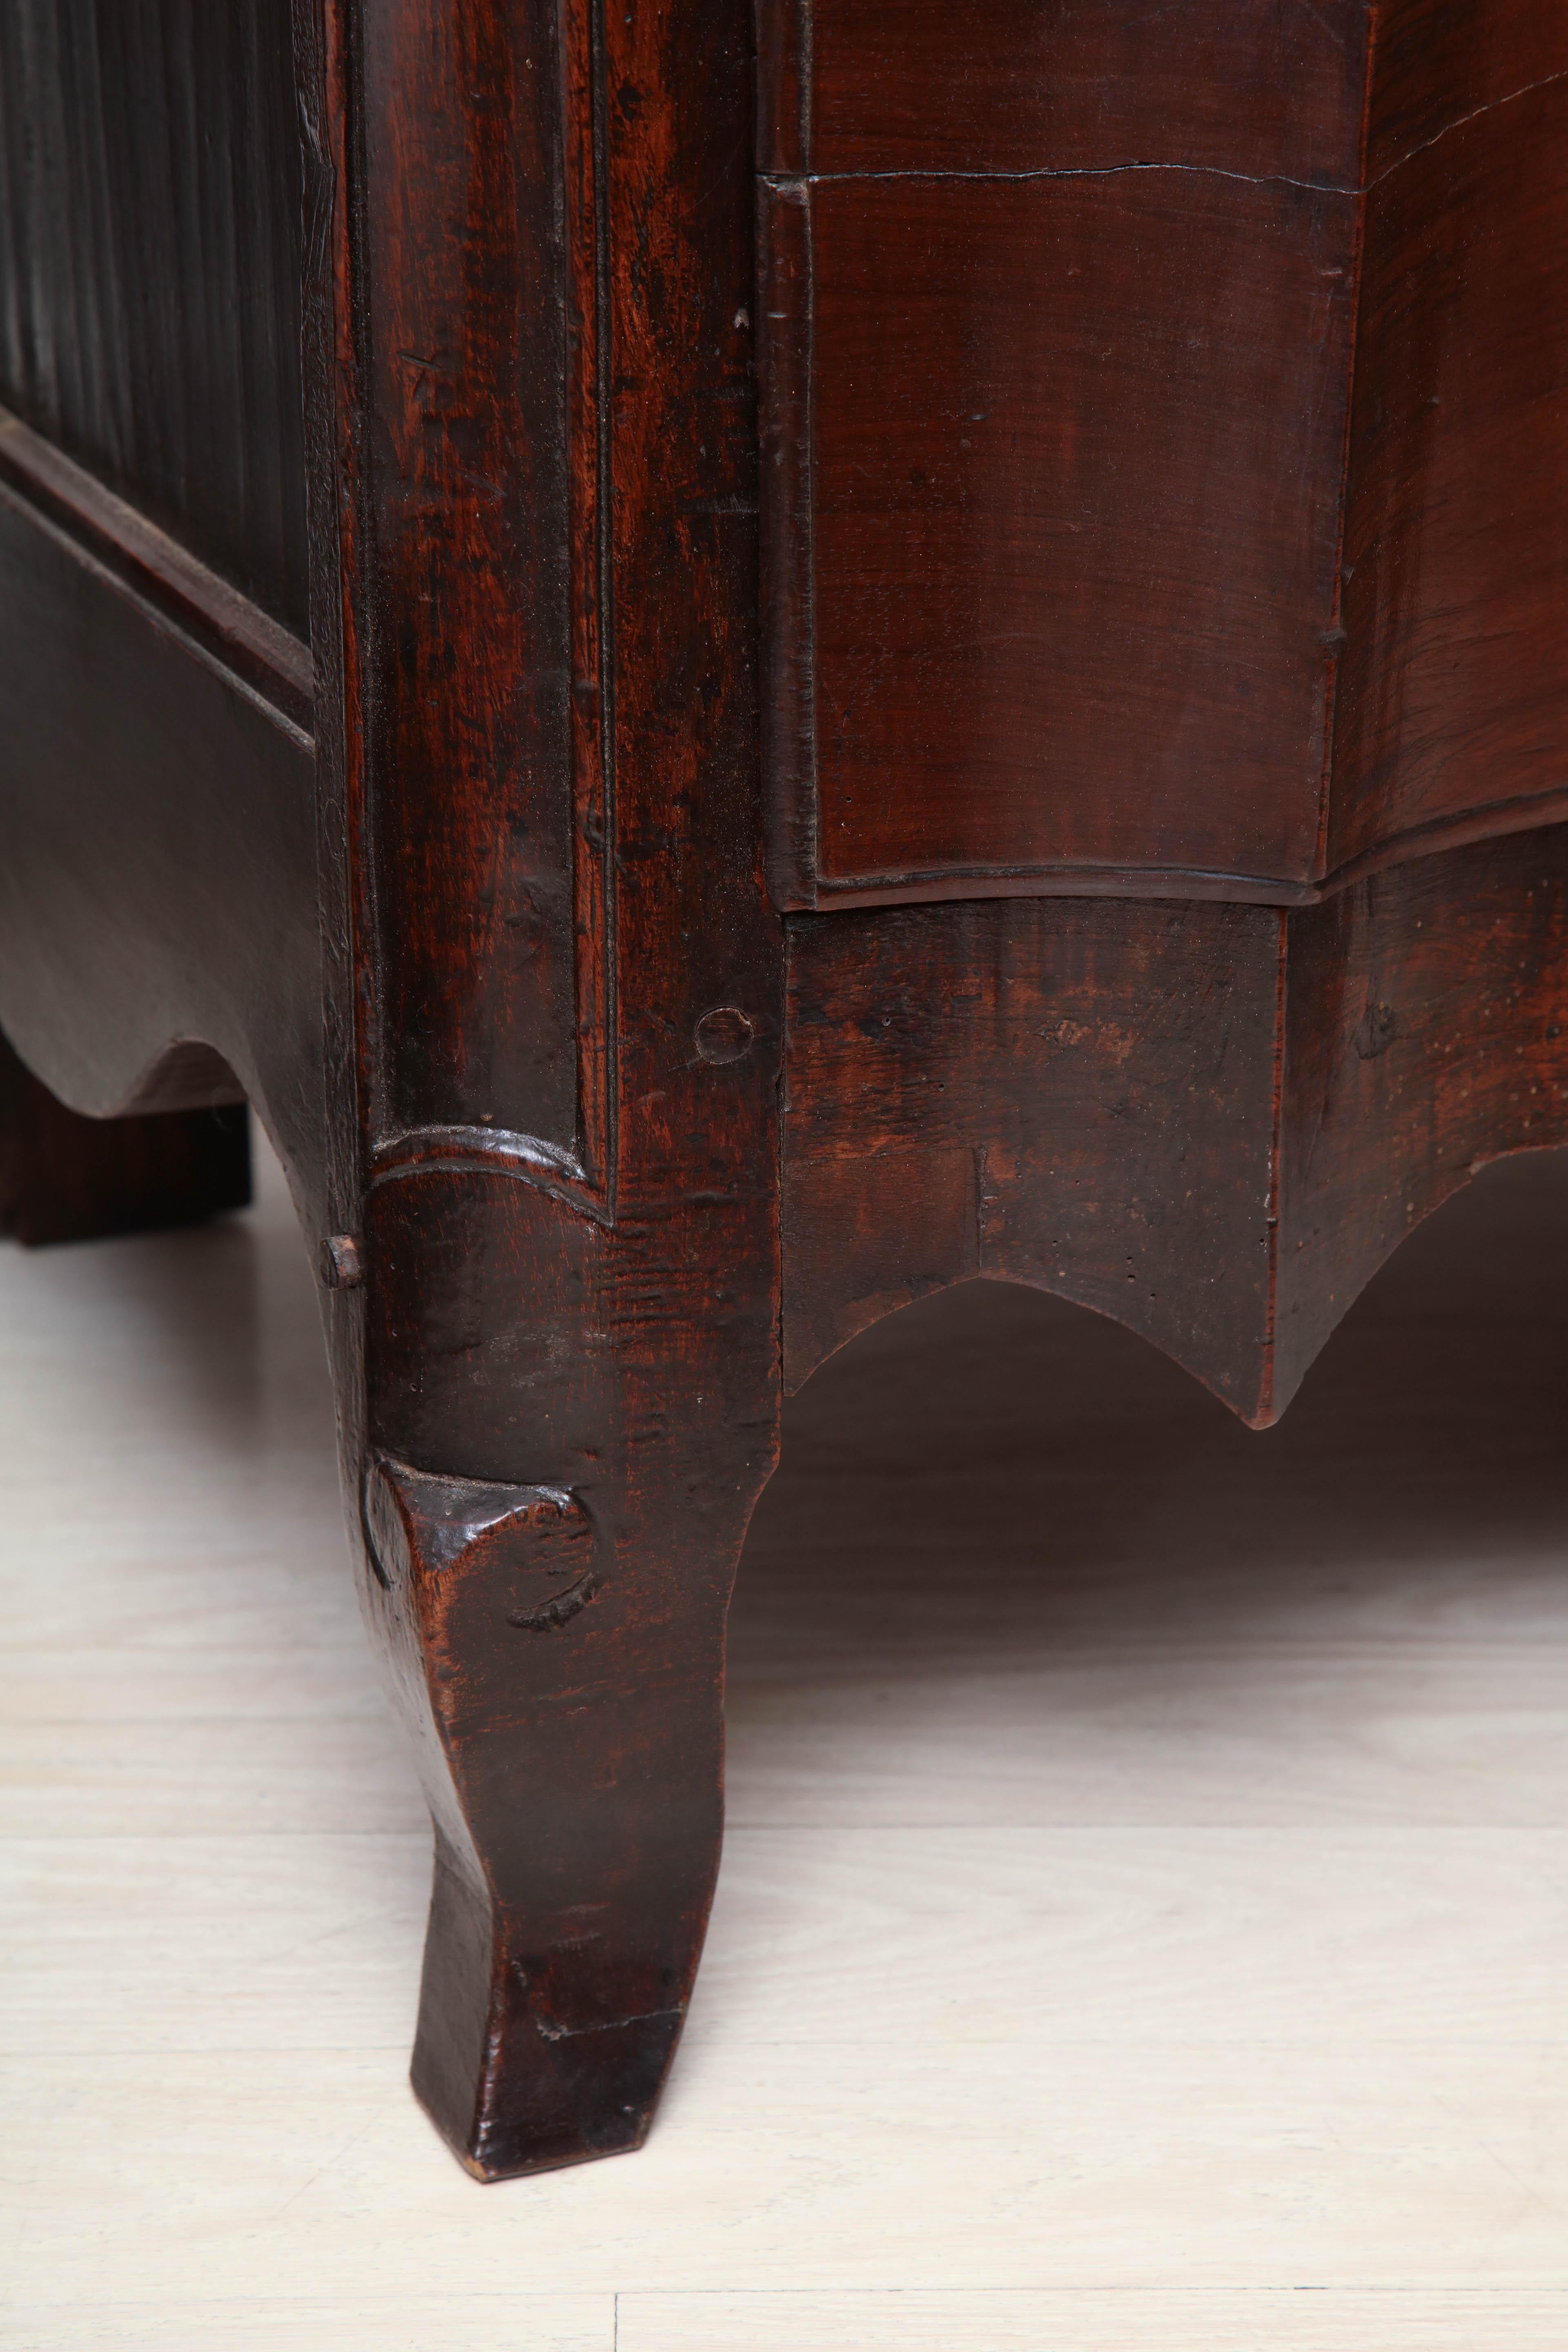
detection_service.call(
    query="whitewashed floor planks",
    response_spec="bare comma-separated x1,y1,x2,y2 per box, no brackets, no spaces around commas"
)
2,1134,1566,2350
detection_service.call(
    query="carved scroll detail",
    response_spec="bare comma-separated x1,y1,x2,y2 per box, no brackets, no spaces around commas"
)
362,1454,598,1630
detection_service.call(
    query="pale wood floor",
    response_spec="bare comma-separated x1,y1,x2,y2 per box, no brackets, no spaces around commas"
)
3,1134,1567,2350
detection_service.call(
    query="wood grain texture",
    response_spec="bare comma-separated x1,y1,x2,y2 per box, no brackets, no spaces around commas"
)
1327,71,1568,877
298,0,781,2176
0,0,308,632
782,893,1283,1414
762,0,1568,909
798,172,1355,894
786,0,1372,182
782,826,1568,1422
1275,828,1568,1404
1363,0,1568,184
0,1026,249,1247
4,0,1566,2198
353,0,580,1152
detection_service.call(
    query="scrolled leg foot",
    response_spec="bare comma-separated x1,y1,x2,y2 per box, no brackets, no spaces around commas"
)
358,1396,754,2176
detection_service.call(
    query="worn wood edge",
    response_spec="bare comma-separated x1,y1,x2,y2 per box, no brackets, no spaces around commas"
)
0,1028,247,1128
754,67,1568,197
791,862,1321,912
1314,787,1568,898
565,0,615,1207
291,0,366,1267
783,792,1568,916
780,830,1568,1432
755,0,810,175
367,1125,612,1227
759,177,819,914
0,405,314,739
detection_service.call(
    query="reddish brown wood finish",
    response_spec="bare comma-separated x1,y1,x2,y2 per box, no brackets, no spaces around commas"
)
1329,74,1568,874
298,0,777,2176
762,0,1568,908
800,172,1355,892
783,825,1568,1421
1,0,1565,2187
776,0,1372,183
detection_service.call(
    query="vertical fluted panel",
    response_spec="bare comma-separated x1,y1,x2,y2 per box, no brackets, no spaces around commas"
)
0,0,307,634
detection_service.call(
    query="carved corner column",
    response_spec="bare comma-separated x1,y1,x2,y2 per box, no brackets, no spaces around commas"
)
296,0,779,2176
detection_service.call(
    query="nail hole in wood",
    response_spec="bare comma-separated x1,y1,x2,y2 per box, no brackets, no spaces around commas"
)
694,1005,755,1065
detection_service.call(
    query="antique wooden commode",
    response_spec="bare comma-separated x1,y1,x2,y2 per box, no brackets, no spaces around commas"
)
0,1,1564,2175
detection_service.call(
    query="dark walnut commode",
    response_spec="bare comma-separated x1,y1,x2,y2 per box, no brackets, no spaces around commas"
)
0,0,1563,2177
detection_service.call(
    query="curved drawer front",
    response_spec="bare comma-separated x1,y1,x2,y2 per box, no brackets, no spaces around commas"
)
761,0,1568,909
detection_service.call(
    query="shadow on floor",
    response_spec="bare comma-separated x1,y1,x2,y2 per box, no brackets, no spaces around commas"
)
733,1149,1568,1686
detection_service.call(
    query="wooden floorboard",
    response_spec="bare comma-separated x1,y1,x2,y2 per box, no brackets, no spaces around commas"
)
2,1137,1566,2348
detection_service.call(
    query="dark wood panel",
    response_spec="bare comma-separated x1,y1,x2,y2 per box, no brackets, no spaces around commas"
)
354,0,579,1154
1364,0,1568,187
0,1028,249,1247
782,894,1284,1416
791,173,1354,897
778,0,1370,183
304,0,781,2180
1327,76,1568,876
783,827,1568,1421
1276,827,1568,1405
0,0,308,636
761,0,1568,914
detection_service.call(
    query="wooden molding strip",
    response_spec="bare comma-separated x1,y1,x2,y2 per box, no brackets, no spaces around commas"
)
0,405,314,738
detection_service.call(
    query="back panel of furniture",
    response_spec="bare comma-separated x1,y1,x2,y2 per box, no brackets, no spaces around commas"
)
0,0,309,629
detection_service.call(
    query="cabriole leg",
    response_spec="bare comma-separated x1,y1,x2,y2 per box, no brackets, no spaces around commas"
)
345,1166,778,2179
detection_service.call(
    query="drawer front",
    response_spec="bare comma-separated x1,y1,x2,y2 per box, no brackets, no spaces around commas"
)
761,0,1568,909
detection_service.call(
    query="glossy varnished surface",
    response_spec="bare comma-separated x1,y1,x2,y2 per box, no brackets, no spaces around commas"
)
802,172,1354,891
0,0,308,631
3,0,1567,2192
307,0,780,2176
353,0,579,1148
